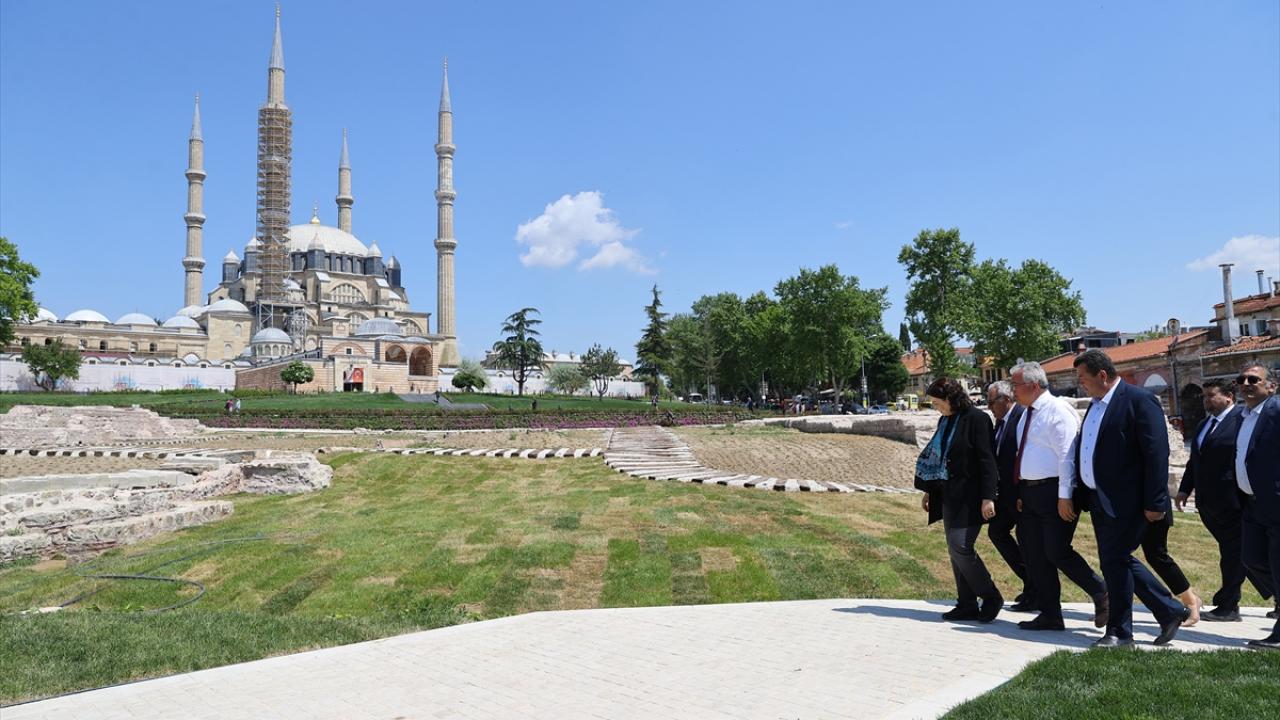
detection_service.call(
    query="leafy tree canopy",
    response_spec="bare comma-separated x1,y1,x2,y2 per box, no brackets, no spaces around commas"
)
0,237,40,346
20,339,80,391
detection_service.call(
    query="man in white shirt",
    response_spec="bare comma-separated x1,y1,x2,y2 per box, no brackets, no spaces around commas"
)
1009,361,1108,632
1235,362,1280,651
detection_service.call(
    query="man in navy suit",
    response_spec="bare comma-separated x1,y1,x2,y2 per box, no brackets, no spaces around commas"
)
986,381,1035,611
1235,362,1280,651
1176,378,1274,621
1067,350,1188,647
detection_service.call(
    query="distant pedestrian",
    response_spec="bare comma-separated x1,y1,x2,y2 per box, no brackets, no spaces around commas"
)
225,398,233,415
532,398,538,411
234,397,242,414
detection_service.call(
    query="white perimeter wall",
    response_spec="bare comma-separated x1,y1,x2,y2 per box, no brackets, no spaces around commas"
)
438,368,647,398
0,358,236,392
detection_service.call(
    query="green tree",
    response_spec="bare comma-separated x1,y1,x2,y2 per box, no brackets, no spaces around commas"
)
451,358,489,392
280,361,314,393
774,264,888,403
898,322,912,352
546,362,587,395
633,285,670,396
491,308,544,396
691,292,751,399
666,313,706,398
580,343,623,400
898,228,975,380
963,258,1086,371
20,339,81,391
1,237,40,346
864,333,910,403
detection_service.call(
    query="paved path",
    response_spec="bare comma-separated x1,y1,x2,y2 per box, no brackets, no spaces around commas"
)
606,426,916,495
8,600,1272,720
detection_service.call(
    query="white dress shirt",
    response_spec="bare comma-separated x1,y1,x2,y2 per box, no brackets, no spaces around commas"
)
1013,390,1081,499
1078,381,1121,492
1236,396,1272,495
1196,404,1234,449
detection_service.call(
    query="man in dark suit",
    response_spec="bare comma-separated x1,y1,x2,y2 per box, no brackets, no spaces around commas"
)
1068,350,1188,647
1235,362,1280,650
986,381,1035,611
1176,378,1274,621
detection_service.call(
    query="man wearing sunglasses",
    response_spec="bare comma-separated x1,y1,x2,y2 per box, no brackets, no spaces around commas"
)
1235,362,1280,651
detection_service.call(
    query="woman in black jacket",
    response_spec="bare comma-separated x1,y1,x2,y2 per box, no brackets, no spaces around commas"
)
916,377,1003,622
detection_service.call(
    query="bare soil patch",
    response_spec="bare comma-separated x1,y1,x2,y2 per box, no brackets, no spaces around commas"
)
674,425,919,489
0,455,163,479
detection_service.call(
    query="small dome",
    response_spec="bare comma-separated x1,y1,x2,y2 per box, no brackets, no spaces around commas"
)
162,315,201,329
353,318,403,337
22,307,58,324
205,298,250,314
308,232,324,251
115,312,157,326
367,241,382,258
246,237,262,249
176,304,206,318
252,328,291,344
386,255,400,269
66,309,110,323
224,249,240,262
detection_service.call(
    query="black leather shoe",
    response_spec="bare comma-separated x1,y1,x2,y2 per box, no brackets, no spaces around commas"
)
1154,606,1192,646
1018,615,1066,631
1200,607,1242,622
979,593,1003,623
1092,634,1135,648
1268,605,1278,620
1009,598,1038,612
1092,592,1110,629
1246,635,1280,651
941,605,982,621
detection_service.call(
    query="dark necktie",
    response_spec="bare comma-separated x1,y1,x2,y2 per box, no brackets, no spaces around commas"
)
1013,406,1034,484
994,418,1006,450
1200,417,1218,449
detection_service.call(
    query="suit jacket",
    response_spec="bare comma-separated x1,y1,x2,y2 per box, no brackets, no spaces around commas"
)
1242,395,1280,523
1178,405,1244,511
1073,381,1169,522
924,406,1000,526
991,404,1024,508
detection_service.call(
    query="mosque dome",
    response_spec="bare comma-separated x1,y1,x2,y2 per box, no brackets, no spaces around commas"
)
66,309,110,323
286,224,369,257
176,304,206,318
22,308,58,324
115,312,157,326
162,315,201,329
252,328,291,344
353,318,403,337
367,241,382,258
205,298,251,314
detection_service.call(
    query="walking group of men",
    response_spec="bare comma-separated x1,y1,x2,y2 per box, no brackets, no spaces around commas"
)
983,350,1279,649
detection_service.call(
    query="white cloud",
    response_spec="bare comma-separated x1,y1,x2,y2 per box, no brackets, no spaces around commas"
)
834,220,852,230
515,191,651,273
1186,235,1280,275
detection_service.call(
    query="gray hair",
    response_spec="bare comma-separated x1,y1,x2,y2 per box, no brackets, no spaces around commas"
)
988,380,1015,400
1240,361,1273,381
1011,361,1049,388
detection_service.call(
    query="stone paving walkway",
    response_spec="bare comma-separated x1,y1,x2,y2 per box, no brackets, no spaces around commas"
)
606,426,916,495
9,599,1271,720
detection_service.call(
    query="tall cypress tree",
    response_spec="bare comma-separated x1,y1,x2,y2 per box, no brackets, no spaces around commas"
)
898,322,912,352
634,285,670,396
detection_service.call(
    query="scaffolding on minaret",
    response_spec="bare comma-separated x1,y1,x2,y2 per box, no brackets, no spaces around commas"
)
255,4,292,331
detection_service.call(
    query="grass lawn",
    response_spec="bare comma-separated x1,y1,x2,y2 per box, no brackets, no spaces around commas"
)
0,453,1266,704
943,649,1280,720
440,392,701,411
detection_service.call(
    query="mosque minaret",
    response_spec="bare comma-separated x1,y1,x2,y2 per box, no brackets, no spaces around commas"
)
182,95,206,308
336,129,353,234
434,59,460,367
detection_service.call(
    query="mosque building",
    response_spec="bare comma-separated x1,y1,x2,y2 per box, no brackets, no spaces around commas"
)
7,7,460,393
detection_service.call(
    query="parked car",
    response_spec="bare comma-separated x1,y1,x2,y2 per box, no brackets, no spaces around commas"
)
868,404,890,415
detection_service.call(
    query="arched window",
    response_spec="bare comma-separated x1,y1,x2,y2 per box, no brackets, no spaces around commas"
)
149,342,157,353
331,283,365,304
20,337,29,346
409,346,433,376
130,342,138,352
99,340,108,351
385,345,407,363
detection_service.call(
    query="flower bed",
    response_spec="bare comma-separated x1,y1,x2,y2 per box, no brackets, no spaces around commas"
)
173,408,756,431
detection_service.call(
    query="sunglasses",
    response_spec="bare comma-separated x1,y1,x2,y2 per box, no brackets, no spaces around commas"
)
1236,375,1265,385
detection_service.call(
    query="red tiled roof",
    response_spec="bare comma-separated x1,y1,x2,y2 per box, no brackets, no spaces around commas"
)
1041,330,1210,374
901,351,929,376
1211,292,1280,319
1203,334,1280,357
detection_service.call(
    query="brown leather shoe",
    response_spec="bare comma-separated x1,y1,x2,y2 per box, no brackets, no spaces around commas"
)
1093,592,1110,629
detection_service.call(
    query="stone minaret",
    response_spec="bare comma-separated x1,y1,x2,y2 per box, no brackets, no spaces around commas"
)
182,94,207,307
255,3,293,314
434,59,459,366
336,129,353,233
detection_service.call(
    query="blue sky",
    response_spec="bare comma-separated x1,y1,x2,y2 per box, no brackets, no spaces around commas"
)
2,1,1277,361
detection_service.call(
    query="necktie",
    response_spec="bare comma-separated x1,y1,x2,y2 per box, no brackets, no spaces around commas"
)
1200,417,1218,448
1013,406,1034,484
994,418,1006,450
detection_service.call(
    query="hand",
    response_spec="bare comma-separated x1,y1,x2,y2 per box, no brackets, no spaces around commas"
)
921,493,930,512
1174,492,1188,512
1057,498,1077,523
981,499,996,521
1145,510,1166,522
1016,498,1023,513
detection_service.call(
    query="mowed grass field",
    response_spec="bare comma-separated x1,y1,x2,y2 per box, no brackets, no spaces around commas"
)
0,453,1268,703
